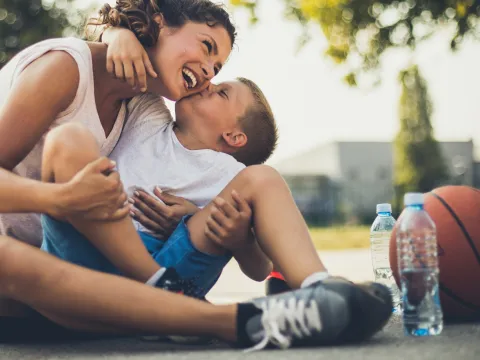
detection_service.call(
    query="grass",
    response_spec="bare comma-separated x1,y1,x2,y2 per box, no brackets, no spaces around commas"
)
309,226,371,251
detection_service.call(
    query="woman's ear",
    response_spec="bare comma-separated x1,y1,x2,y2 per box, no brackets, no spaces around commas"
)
222,130,247,149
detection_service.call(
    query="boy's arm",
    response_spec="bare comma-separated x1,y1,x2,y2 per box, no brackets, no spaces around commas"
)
101,27,157,91
232,229,273,282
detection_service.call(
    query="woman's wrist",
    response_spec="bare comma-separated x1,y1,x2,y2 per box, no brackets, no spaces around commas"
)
231,234,256,255
36,182,69,218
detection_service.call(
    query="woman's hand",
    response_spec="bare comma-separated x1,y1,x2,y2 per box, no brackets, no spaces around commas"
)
102,27,157,92
53,157,129,221
130,187,199,238
205,190,272,281
205,190,253,252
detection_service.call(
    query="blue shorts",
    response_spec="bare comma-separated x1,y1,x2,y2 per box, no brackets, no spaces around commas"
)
41,215,232,298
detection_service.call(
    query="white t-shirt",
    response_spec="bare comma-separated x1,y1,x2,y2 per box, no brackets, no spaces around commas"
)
110,93,246,236
0,38,127,246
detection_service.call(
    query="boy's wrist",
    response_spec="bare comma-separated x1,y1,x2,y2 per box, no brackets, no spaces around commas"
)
101,27,133,45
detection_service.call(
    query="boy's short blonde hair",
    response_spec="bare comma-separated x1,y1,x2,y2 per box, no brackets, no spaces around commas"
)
233,78,278,166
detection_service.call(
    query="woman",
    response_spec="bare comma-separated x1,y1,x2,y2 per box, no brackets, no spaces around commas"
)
0,0,235,246
0,0,392,347
0,0,250,343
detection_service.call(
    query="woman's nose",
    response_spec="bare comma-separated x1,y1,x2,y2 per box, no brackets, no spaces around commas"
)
201,62,215,80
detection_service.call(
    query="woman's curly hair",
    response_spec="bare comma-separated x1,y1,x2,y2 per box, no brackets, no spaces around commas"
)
89,0,236,48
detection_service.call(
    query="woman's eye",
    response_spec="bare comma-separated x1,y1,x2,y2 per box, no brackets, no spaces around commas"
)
203,40,213,54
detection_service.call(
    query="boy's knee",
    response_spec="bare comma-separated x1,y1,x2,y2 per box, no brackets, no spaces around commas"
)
45,123,98,155
239,165,283,190
44,123,100,169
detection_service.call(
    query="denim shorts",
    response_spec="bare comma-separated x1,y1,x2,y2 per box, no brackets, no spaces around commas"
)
41,215,231,298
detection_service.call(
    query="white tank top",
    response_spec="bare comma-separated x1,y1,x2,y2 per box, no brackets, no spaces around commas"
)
0,38,126,246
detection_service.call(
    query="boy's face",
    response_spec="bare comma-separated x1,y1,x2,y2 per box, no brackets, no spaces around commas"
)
175,80,254,143
147,20,232,101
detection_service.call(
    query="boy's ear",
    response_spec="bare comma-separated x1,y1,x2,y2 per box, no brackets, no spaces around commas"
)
222,130,247,149
153,13,166,28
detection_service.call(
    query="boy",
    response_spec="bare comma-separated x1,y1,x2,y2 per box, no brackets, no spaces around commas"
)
42,78,358,303
40,78,393,348
42,78,281,298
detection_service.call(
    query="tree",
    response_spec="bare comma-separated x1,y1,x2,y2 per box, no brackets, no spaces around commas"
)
230,0,460,207
231,0,480,87
0,0,87,69
393,65,448,211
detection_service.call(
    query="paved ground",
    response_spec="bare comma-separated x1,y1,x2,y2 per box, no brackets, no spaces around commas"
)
1,250,479,359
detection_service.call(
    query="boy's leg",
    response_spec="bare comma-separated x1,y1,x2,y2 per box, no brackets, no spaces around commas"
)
265,267,291,295
42,123,160,282
187,165,327,289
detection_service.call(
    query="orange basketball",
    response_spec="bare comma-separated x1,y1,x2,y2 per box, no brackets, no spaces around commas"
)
389,185,480,321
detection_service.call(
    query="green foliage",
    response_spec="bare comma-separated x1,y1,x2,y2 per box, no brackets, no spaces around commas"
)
309,225,370,250
393,65,448,211
0,0,87,69
231,0,480,86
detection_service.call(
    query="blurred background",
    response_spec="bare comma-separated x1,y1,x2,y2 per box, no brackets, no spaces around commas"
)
1,0,479,249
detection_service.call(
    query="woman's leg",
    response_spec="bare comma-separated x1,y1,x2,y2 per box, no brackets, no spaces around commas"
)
0,235,393,348
0,235,237,340
42,123,161,282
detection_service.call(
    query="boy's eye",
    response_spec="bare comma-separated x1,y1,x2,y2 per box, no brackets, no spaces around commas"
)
219,90,228,99
203,40,213,54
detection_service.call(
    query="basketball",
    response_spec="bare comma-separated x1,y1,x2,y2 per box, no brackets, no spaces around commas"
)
389,185,480,321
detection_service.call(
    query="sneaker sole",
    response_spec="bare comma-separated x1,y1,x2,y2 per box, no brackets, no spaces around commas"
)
337,281,393,342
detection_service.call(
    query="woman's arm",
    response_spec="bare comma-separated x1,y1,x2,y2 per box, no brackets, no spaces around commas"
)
231,229,273,282
0,158,122,219
205,192,273,282
0,51,128,219
0,51,78,170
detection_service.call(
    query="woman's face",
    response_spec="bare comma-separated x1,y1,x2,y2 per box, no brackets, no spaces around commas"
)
147,19,232,101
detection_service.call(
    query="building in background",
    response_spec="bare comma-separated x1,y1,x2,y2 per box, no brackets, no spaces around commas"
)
274,141,478,224
475,162,480,188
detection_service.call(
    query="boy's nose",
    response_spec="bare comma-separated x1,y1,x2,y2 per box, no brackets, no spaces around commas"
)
201,84,213,96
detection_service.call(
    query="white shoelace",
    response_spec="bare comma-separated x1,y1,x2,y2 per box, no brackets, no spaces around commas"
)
245,297,322,352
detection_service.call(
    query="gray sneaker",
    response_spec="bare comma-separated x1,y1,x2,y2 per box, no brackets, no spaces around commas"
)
237,278,392,350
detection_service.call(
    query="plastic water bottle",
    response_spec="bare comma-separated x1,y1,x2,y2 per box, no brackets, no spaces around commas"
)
370,203,401,312
396,193,443,336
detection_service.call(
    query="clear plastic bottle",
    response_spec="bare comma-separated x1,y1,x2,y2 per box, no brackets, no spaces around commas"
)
370,203,401,312
396,193,443,336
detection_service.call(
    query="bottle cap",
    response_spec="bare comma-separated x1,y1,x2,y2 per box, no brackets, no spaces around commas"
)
376,203,392,213
404,192,424,206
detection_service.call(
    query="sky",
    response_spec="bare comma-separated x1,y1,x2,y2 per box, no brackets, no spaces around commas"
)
82,0,480,164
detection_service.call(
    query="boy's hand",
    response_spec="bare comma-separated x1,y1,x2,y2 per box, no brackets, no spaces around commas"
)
102,27,157,92
130,188,199,238
205,190,253,252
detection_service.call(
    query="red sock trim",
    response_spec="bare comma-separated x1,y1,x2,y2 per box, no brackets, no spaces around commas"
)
267,271,285,281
